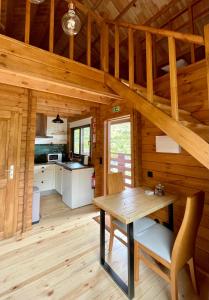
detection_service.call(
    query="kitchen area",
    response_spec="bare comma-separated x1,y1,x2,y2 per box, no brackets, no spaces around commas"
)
32,113,95,225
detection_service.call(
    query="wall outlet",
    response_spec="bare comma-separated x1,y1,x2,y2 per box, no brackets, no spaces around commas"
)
147,171,153,178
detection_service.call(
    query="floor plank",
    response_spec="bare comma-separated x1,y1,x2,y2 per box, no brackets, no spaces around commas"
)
0,193,208,300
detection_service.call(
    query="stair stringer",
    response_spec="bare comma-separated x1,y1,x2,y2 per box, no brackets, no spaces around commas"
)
105,73,209,170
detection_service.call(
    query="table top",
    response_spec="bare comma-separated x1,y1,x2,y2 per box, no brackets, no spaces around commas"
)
94,187,177,224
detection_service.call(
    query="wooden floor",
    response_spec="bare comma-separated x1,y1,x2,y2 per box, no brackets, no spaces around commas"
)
0,193,208,300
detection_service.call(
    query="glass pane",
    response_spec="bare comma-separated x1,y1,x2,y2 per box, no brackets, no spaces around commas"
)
73,129,80,154
81,127,90,156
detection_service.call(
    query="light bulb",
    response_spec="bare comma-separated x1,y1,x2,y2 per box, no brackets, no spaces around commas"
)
30,0,45,4
62,8,81,36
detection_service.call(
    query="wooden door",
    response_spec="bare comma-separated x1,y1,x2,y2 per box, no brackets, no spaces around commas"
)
0,109,22,239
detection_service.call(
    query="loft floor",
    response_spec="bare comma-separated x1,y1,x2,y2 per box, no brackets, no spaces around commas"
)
0,194,208,300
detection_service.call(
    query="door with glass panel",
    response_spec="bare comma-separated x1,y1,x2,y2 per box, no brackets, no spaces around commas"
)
108,117,132,188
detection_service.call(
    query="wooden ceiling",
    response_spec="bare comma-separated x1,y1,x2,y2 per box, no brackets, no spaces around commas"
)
1,0,209,66
0,0,209,117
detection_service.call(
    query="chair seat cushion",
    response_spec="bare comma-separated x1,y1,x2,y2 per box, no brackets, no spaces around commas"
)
135,223,174,263
112,217,156,237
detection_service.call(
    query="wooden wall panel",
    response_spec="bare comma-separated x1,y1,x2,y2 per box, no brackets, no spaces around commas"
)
93,101,142,196
154,59,209,124
142,60,209,274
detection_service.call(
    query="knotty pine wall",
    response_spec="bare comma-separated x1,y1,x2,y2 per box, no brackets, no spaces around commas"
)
142,59,209,274
94,59,209,274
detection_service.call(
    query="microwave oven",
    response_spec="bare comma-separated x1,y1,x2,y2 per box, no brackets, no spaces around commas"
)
47,153,62,162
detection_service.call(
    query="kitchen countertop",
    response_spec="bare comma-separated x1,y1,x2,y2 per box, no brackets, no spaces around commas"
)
34,161,93,171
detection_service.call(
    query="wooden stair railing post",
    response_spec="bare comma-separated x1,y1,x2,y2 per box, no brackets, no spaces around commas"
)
115,24,119,79
49,0,55,52
204,24,209,112
87,12,92,66
25,0,31,44
168,36,179,121
189,5,195,63
69,35,74,60
146,32,153,103
128,28,134,88
101,22,109,72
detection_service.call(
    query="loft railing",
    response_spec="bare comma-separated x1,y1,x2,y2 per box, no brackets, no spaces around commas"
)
23,0,209,122
101,20,208,122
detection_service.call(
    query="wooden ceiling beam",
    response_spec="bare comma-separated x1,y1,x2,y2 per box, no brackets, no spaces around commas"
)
36,104,83,115
37,99,92,111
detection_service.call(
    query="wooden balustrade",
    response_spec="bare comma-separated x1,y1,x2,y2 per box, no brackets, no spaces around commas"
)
146,32,153,103
49,0,55,53
114,25,120,79
87,12,92,66
23,0,208,124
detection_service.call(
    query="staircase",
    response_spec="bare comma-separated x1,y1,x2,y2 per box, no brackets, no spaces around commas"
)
99,20,209,170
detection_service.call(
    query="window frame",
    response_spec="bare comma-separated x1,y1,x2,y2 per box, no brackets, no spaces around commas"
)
72,125,91,157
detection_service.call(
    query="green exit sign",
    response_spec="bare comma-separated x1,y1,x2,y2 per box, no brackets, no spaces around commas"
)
112,105,120,113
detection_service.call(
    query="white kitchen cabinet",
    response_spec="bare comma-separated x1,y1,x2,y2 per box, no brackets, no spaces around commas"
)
55,165,63,195
34,164,55,192
62,168,94,209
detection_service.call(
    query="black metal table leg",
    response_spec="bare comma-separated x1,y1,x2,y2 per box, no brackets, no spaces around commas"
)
127,222,134,299
99,209,135,299
168,204,174,231
100,209,105,265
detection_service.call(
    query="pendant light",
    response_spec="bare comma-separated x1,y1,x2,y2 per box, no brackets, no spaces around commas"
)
30,0,45,4
62,1,81,36
52,115,64,124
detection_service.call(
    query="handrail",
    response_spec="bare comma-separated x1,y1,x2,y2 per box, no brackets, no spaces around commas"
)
105,20,205,45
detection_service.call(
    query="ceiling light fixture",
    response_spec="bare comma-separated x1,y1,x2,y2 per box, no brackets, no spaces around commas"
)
30,0,45,4
62,1,81,36
52,115,64,124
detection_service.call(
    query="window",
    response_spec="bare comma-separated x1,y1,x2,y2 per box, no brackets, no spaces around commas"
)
72,125,91,156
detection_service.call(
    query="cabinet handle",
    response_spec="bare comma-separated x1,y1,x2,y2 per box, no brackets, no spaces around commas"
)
41,181,44,184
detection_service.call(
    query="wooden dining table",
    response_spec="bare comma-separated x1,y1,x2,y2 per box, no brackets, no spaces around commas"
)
94,187,177,300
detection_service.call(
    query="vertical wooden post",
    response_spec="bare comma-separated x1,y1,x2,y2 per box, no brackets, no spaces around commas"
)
189,5,195,63
87,12,92,66
168,36,179,121
153,35,158,79
135,35,144,85
146,32,153,103
49,0,55,52
101,23,109,72
115,24,119,79
204,24,209,113
128,28,134,89
22,90,37,233
69,35,74,60
25,0,31,44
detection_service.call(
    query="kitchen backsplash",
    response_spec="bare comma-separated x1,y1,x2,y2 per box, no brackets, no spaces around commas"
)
35,144,67,157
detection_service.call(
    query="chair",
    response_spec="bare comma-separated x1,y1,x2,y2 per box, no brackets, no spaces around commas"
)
108,172,156,251
134,191,204,300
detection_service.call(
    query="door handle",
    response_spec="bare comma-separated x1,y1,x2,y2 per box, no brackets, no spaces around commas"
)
5,165,14,179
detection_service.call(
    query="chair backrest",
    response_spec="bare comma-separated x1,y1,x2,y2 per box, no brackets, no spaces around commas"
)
107,172,125,195
171,191,204,273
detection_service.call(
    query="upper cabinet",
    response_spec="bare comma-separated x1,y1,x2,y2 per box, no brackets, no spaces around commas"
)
35,114,67,145
47,117,68,144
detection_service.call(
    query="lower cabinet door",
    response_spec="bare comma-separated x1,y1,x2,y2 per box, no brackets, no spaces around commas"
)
34,180,53,192
55,166,63,195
